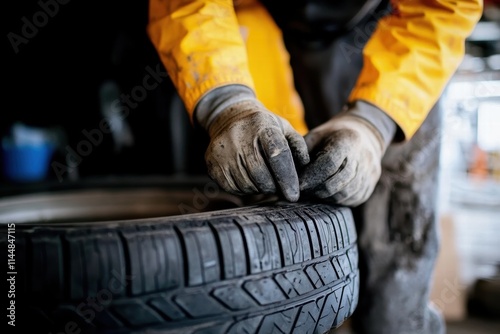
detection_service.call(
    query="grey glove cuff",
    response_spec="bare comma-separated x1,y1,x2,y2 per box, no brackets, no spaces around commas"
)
195,84,256,130
348,100,397,149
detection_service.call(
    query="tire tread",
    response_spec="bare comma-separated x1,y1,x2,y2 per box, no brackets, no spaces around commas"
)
10,203,358,334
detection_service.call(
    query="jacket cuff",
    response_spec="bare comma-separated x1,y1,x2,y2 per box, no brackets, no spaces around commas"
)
195,84,256,130
348,100,398,149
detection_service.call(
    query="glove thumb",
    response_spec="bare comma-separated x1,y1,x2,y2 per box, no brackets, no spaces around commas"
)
303,128,324,153
281,119,310,167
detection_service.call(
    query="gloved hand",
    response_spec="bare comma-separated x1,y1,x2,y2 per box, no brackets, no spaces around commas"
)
300,101,396,206
203,99,310,202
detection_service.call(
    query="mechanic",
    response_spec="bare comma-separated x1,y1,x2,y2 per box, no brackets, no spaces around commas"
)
147,0,482,333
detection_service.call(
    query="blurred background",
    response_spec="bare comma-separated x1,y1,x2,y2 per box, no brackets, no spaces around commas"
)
428,1,500,329
2,0,500,332
2,0,208,187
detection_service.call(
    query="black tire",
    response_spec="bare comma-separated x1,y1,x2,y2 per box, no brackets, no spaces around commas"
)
3,187,358,334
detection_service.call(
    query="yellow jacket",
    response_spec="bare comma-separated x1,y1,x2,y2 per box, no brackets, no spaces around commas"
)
147,0,482,139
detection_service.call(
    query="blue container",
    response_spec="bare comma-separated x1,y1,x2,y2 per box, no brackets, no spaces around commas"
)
2,142,55,182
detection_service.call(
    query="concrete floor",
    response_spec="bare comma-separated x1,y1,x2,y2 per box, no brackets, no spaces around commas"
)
332,317,500,333
446,317,500,334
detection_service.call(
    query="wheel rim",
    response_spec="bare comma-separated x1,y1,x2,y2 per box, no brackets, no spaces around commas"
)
0,183,244,224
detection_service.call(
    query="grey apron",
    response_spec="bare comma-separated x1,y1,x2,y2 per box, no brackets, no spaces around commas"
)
278,4,445,334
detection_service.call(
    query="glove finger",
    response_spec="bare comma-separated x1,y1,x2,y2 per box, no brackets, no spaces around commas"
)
330,178,361,205
259,128,300,202
313,160,357,199
299,147,346,191
238,153,276,193
304,130,323,153
207,161,242,195
333,174,364,206
232,155,260,193
340,175,378,206
282,121,310,166
341,192,366,207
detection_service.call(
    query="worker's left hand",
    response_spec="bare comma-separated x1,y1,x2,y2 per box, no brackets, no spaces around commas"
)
300,109,392,206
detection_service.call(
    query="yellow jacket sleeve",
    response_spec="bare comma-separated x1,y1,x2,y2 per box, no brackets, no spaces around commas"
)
147,0,255,116
349,0,483,139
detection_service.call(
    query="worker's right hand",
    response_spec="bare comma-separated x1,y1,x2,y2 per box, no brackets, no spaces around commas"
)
204,100,310,202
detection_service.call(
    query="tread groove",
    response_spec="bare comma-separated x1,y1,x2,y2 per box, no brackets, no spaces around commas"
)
233,218,251,276
207,221,225,281
266,216,286,268
118,230,133,296
150,231,160,292
61,234,70,301
318,208,340,251
293,210,315,260
338,210,351,244
304,210,326,256
327,209,346,248
172,225,189,287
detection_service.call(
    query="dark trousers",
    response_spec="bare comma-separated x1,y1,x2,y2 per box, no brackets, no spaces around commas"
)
283,14,445,334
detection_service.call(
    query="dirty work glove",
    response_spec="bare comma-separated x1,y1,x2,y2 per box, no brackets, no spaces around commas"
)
196,85,310,202
300,101,397,206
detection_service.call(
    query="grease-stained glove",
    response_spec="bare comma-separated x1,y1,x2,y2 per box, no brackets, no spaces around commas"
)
197,86,310,202
300,101,397,206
